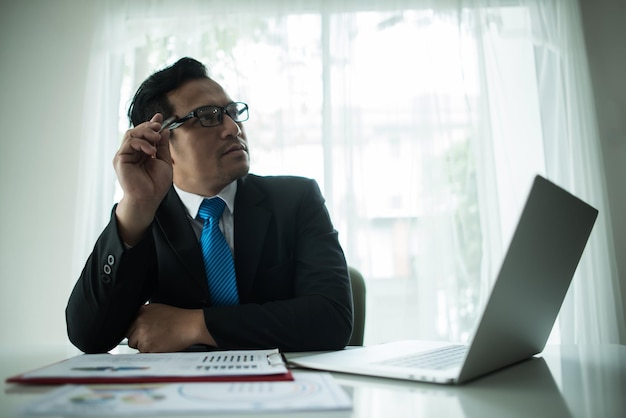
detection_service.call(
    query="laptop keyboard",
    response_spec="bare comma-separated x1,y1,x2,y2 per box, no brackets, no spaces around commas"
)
376,344,467,370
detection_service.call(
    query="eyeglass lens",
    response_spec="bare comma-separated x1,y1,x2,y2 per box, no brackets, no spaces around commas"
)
197,103,248,127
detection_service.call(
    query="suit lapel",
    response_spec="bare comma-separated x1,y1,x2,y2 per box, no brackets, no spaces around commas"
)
154,187,208,294
234,176,271,300
155,179,271,302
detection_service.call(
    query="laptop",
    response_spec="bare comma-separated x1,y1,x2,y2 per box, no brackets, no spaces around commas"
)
291,175,598,384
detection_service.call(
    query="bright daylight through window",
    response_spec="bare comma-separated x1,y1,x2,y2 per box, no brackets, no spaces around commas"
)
116,6,551,345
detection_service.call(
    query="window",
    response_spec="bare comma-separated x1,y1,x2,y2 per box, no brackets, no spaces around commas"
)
81,1,619,346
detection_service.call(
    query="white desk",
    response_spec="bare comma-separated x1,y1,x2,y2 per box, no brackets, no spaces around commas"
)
2,344,625,417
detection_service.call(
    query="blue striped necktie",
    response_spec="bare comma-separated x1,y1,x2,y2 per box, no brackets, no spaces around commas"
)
197,198,239,306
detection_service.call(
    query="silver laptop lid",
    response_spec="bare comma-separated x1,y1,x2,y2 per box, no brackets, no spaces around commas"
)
458,175,598,383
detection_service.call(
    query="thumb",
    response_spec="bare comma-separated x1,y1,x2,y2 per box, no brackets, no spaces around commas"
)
150,113,163,124
155,124,172,164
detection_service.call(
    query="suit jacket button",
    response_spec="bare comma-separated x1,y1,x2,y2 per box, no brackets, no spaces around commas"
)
101,275,111,283
103,264,112,275
107,255,115,265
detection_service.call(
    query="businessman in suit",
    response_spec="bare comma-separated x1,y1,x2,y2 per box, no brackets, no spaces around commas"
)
66,57,353,354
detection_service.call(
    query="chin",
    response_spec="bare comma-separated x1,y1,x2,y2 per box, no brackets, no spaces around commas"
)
229,162,250,182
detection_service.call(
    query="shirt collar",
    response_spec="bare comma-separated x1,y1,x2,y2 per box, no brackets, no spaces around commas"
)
173,181,237,219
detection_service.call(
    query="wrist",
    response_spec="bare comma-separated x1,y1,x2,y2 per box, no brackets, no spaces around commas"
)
194,309,217,347
115,198,158,246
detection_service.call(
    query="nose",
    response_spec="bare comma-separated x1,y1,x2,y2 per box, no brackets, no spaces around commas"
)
220,114,242,139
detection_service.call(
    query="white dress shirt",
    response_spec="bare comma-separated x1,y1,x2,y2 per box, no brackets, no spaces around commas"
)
173,181,237,254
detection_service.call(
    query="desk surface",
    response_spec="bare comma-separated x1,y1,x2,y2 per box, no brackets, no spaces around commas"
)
2,344,625,418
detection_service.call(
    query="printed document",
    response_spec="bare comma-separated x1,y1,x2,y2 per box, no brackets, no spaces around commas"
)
8,349,291,384
21,371,351,415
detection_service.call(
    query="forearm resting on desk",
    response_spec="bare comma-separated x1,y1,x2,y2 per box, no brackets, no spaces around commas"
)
126,303,217,353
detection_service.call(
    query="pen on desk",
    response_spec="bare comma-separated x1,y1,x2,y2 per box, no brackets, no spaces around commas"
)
151,115,177,158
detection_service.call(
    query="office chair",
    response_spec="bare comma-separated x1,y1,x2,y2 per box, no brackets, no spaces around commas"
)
348,266,366,346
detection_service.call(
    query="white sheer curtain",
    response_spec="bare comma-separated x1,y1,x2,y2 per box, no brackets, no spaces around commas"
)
525,1,625,344
73,0,624,345
71,1,128,279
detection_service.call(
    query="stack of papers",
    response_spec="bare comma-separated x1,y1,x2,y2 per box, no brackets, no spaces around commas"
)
7,349,291,384
20,372,351,415
6,349,352,415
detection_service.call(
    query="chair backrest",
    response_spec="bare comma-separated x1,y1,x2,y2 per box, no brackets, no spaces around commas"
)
348,266,366,346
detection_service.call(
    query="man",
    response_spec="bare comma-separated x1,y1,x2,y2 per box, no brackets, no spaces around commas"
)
66,57,353,354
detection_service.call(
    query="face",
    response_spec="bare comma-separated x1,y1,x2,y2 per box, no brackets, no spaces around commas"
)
166,78,250,196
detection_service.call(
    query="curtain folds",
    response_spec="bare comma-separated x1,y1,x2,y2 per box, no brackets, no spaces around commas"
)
71,1,128,279
526,0,625,344
73,0,624,345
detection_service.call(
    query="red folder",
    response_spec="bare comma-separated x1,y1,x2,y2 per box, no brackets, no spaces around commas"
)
6,349,294,385
6,370,294,385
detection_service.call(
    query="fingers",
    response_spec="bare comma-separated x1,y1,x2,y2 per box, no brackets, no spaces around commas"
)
126,331,138,350
126,305,158,352
125,304,206,353
126,312,138,349
154,123,172,163
118,114,172,159
126,308,144,351
127,338,138,350
148,113,174,159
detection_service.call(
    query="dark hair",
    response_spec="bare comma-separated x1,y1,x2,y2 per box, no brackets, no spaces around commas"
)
127,57,210,127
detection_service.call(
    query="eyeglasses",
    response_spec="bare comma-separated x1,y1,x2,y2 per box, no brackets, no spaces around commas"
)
168,102,249,130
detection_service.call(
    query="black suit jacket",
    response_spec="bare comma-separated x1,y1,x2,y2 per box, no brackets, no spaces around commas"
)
66,175,353,353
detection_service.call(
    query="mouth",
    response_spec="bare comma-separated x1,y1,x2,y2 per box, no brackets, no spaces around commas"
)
223,142,248,156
